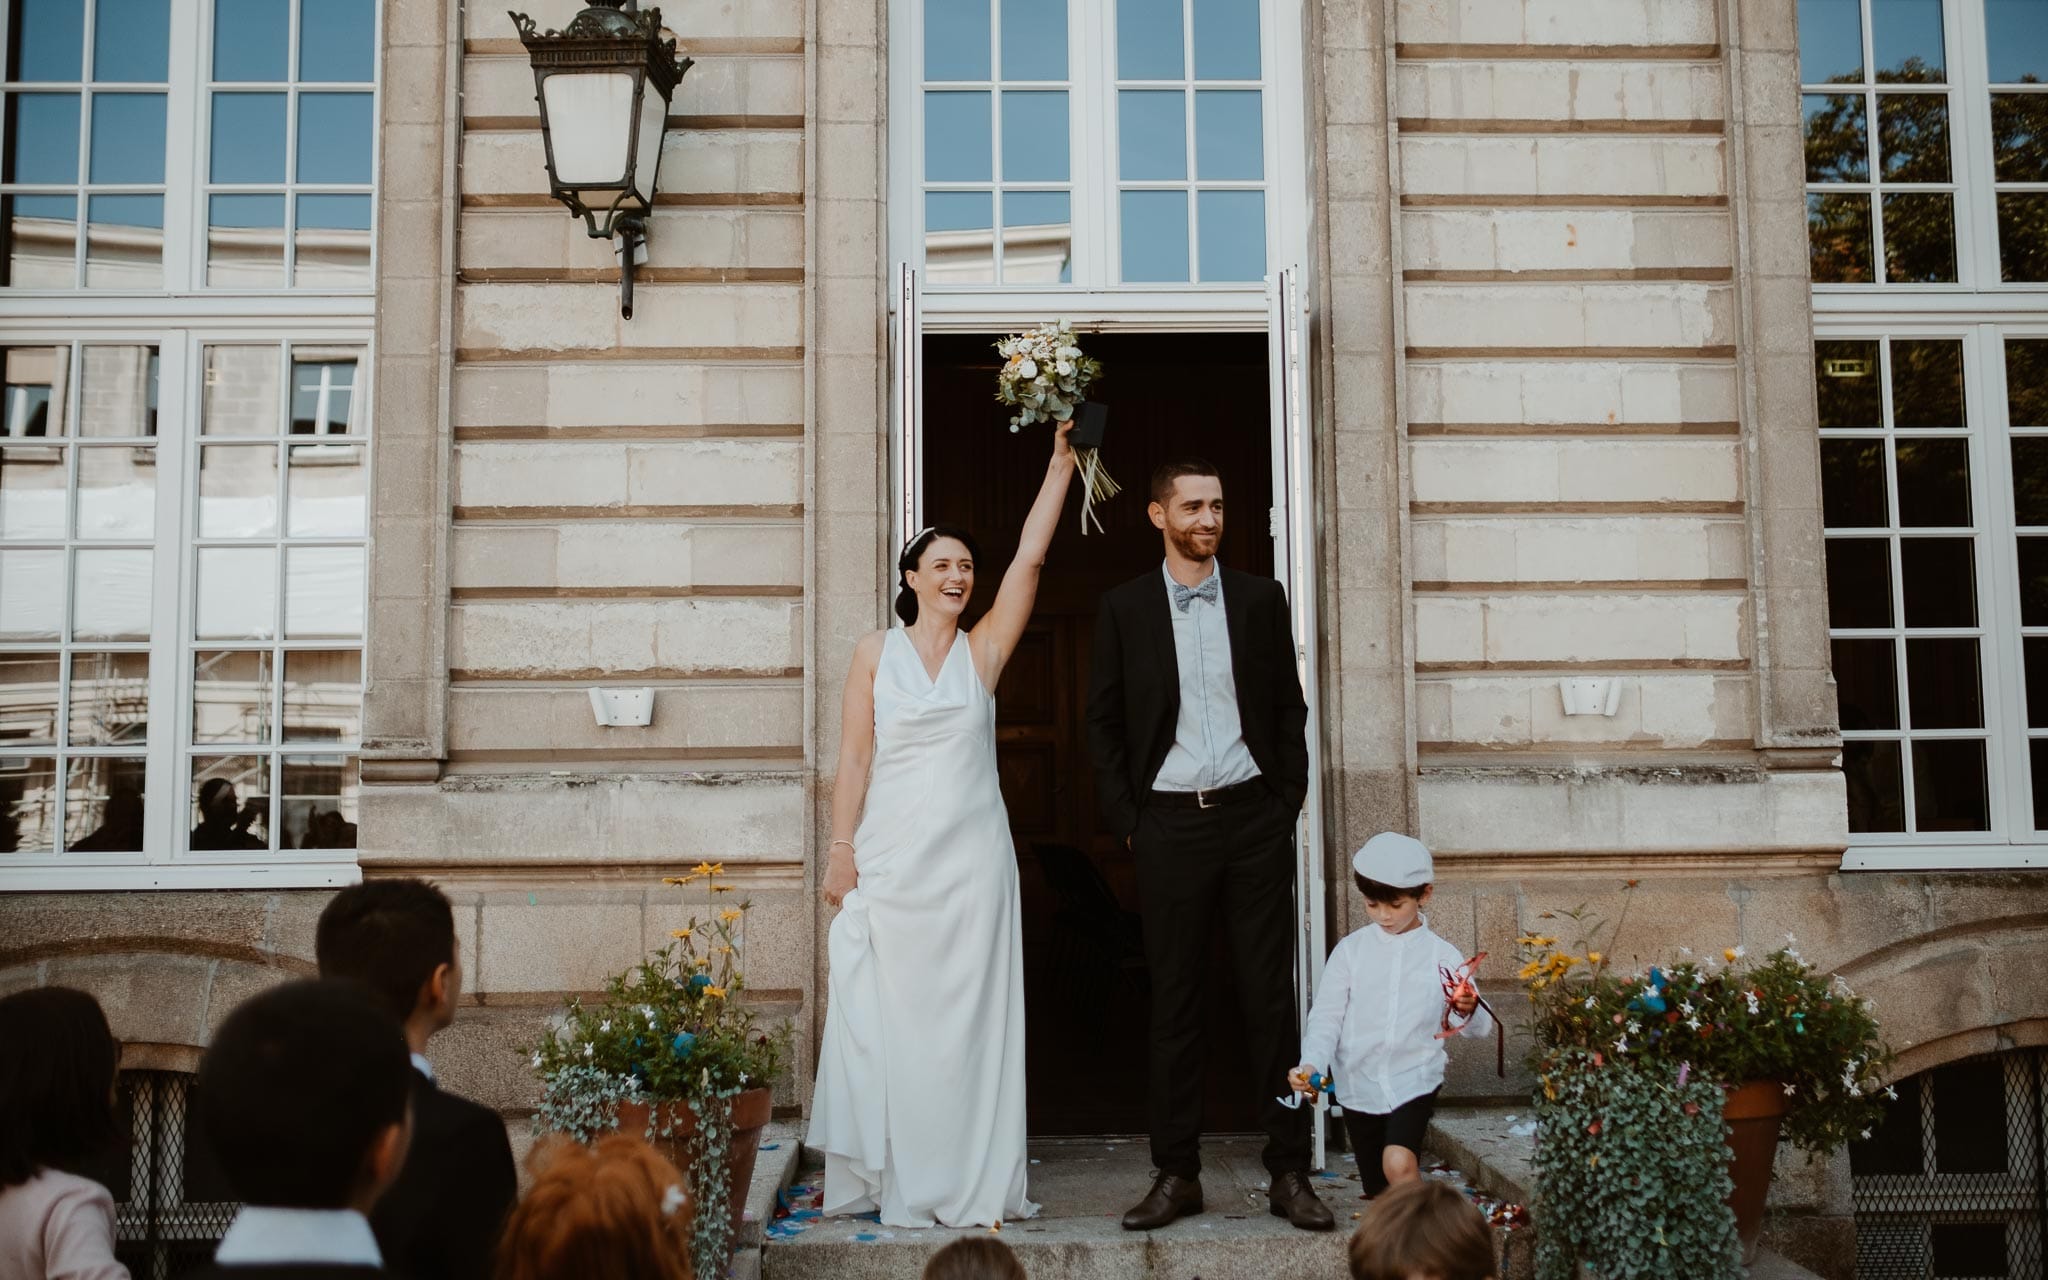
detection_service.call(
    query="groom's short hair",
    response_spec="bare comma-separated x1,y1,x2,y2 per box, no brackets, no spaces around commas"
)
1150,458,1221,506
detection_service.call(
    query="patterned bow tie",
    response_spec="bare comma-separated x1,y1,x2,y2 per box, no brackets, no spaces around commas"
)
1171,577,1219,612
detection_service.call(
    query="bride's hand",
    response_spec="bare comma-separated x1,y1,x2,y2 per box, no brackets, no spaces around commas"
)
1052,419,1075,461
823,845,858,908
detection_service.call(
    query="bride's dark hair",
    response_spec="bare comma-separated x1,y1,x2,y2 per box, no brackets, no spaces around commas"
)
896,525,981,626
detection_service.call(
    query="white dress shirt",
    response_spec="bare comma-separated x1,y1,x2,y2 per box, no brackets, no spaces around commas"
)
1298,916,1495,1116
1152,560,1260,793
410,1052,435,1082
213,1207,383,1268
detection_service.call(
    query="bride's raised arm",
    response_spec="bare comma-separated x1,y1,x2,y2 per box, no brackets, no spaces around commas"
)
971,420,1076,690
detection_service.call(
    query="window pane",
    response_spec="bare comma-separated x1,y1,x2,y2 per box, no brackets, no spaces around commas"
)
1,349,66,439
289,357,357,434
1,446,67,539
192,650,273,744
1803,94,1868,182
206,195,287,287
1991,93,2048,183
1825,538,1893,628
1,757,59,853
1822,438,1887,527
1904,636,1982,734
1808,192,1874,283
1001,91,1069,182
926,0,992,81
280,755,357,849
1195,90,1262,180
1193,0,1260,79
2012,341,2048,427
94,0,170,81
1912,739,1988,831
1118,0,1185,79
1001,190,1070,283
1881,192,1956,283
1197,189,1264,281
1002,0,1065,80
7,94,82,184
0,653,60,746
196,546,277,640
1799,0,1864,84
213,0,290,81
84,196,164,290
284,545,364,638
2035,739,2048,829
2029,638,2048,727
924,191,994,283
1988,0,2048,82
73,548,150,640
294,194,372,288
282,649,360,743
189,756,269,850
1872,0,1944,83
286,443,365,536
2021,536,2048,626
2013,439,2048,526
296,93,374,183
1120,189,1189,282
1119,90,1187,180
1998,193,2048,283
10,0,84,80
199,444,279,538
79,347,156,439
203,347,281,436
209,93,287,182
65,757,146,852
68,652,148,745
299,0,376,82
88,93,166,183
1832,638,1899,730
925,91,993,181
1816,340,1881,426
1899,537,1976,627
1844,740,1906,832
1893,439,1969,527
6,195,79,288
76,447,155,539
0,549,64,638
1877,94,1948,181
1890,339,1964,428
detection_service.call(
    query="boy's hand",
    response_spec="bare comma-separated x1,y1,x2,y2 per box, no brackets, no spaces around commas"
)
1287,1064,1317,1096
1452,986,1478,1017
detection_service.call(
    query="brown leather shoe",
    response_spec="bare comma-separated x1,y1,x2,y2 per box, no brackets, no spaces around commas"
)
1121,1173,1203,1230
1268,1170,1335,1231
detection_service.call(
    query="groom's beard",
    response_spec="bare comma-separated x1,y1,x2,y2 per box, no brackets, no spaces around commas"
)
1167,525,1221,562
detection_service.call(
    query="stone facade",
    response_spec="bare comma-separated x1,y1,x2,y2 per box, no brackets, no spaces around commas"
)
4,0,2047,1268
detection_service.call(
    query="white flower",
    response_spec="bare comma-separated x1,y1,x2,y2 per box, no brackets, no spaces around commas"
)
1731,945,1747,959
1680,1000,1695,1016
1686,1016,1702,1030
1745,991,1761,1015
1019,359,1037,378
1678,946,1693,955
1860,1129,1872,1141
1782,1083,1796,1096
600,1019,612,1033
1055,360,1074,377
739,1072,749,1085
1784,932,1798,945
1615,1038,1630,1053
531,1052,542,1069
1884,1086,1898,1101
1627,1020,1642,1035
582,1043,594,1058
1583,995,1597,1010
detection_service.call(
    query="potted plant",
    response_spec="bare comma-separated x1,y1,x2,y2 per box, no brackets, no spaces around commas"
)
528,863,790,1278
1515,884,1892,1276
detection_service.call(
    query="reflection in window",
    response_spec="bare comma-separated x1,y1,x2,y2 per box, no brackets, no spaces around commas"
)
2008,339,2048,830
1990,12,2048,282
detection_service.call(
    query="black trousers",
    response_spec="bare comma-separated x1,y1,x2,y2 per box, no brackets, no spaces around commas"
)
1340,1088,1439,1196
1131,790,1311,1179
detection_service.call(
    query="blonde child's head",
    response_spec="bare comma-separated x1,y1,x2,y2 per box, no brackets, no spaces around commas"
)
921,1235,1028,1280
1347,1178,1497,1280
495,1135,695,1280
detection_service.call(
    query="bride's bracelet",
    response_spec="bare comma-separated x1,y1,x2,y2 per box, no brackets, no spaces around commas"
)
829,839,855,855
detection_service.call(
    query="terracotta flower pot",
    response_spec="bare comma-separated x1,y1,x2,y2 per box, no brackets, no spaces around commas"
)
1723,1080,1787,1262
614,1088,774,1239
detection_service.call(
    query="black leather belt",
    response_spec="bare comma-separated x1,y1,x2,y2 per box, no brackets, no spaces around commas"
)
1149,779,1264,811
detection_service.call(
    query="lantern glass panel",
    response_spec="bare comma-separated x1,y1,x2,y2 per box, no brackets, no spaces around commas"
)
542,71,639,187
630,77,667,205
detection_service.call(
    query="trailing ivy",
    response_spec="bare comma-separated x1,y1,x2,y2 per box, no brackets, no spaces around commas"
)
531,1064,642,1144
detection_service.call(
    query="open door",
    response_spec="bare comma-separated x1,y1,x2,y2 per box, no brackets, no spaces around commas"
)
1268,265,1330,1169
890,263,925,553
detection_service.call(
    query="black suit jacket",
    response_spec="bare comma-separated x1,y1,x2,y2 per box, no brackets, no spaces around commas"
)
192,1268,388,1280
1086,565,1310,839
369,1071,517,1280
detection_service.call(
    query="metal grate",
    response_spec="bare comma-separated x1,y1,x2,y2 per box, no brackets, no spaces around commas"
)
81,1071,240,1280
1853,1047,2048,1279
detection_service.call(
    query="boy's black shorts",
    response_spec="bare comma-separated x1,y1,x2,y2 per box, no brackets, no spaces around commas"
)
1339,1088,1440,1193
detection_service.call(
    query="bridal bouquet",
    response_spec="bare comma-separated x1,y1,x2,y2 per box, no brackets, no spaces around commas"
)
995,320,1117,533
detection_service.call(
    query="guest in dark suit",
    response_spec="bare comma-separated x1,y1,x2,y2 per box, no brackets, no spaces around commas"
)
193,980,414,1279
316,880,517,1280
1086,458,1331,1233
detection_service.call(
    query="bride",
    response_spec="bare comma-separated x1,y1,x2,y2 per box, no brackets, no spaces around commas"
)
807,421,1077,1228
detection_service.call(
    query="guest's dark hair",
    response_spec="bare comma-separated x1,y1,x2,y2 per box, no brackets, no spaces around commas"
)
316,877,457,1024
1355,874,1429,905
921,1236,1028,1280
1149,458,1222,506
1347,1177,1498,1280
197,979,411,1208
894,524,981,626
0,987,121,1188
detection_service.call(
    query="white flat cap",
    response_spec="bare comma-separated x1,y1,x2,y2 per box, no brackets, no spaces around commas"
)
1353,832,1433,889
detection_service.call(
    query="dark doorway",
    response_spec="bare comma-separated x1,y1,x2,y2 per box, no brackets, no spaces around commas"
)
922,330,1276,1136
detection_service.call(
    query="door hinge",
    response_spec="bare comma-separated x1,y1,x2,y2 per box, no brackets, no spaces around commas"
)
1269,506,1281,538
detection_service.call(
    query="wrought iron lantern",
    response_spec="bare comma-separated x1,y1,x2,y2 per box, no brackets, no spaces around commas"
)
509,0,692,318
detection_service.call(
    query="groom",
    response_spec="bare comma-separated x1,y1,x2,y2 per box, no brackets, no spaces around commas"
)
1086,459,1332,1232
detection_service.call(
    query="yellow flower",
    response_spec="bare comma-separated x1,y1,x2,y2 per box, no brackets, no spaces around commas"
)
712,884,736,894
719,908,743,923
1724,948,1740,963
1587,951,1603,965
705,986,727,999
715,945,734,956
1518,959,1545,982
1516,935,1558,948
661,875,692,885
671,929,692,940
691,861,722,877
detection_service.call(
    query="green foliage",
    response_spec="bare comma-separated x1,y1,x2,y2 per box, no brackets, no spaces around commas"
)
994,321,1102,430
530,1064,643,1143
1534,1049,1743,1280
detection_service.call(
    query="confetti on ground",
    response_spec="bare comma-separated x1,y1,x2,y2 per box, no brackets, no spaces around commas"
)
760,1141,781,1151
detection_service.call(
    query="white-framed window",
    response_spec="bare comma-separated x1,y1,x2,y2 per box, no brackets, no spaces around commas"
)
0,0,375,890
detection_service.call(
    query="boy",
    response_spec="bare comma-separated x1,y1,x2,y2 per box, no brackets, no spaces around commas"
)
316,879,517,1280
1347,1178,1499,1280
1293,832,1493,1197
192,980,414,1279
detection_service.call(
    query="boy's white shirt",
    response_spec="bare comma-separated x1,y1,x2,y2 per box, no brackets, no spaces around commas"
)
1298,914,1495,1116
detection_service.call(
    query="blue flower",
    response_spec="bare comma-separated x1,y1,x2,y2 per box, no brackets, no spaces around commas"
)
671,1031,697,1060
689,973,713,991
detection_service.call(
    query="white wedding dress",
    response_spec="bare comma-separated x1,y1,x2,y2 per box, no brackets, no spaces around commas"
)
808,627,1037,1228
